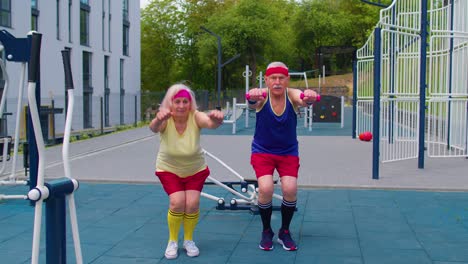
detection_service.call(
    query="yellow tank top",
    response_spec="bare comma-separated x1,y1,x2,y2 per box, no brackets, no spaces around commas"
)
156,111,206,178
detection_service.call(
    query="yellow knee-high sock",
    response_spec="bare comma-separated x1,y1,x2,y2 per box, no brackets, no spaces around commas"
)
167,209,184,242
183,211,199,241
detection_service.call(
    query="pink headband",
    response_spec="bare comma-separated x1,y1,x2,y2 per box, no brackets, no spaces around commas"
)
173,89,192,101
265,66,289,77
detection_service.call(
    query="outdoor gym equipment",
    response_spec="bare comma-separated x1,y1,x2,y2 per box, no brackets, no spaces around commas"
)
200,149,283,213
0,38,27,186
27,33,83,264
223,65,257,134
0,30,83,264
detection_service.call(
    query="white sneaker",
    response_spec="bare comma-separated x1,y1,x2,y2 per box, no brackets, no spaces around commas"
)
183,240,200,257
165,241,178,259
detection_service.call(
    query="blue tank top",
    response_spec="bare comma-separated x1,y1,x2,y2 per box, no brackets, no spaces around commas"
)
252,90,298,156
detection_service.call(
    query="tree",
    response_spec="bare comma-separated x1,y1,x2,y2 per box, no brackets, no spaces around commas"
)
292,0,381,72
173,0,229,91
140,0,186,92
140,0,384,93
196,0,297,87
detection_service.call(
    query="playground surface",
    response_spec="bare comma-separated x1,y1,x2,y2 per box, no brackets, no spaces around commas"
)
1,114,468,263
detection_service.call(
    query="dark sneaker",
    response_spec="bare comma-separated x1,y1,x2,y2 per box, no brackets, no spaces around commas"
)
259,229,274,251
277,229,297,251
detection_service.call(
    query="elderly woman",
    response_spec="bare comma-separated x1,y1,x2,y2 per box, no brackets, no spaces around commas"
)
149,84,224,259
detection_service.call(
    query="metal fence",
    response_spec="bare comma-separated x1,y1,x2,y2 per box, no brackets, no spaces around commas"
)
0,92,140,142
354,0,468,178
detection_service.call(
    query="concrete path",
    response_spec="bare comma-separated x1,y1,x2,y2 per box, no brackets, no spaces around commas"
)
39,125,467,191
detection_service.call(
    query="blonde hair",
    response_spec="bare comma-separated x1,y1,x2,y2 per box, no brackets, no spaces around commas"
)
159,83,198,111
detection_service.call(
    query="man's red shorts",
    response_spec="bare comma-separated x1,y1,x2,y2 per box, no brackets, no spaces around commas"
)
155,167,210,195
251,153,299,179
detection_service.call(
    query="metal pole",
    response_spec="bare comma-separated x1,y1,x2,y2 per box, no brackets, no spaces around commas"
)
134,95,137,127
200,26,222,108
46,194,67,264
217,37,222,108
372,28,381,180
418,0,428,169
200,26,240,109
51,99,56,143
27,33,41,192
352,59,357,138
100,97,104,135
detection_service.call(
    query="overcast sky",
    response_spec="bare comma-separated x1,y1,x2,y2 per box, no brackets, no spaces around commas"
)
140,0,150,8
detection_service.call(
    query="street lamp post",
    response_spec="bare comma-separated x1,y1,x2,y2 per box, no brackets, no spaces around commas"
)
200,26,240,109
200,26,222,108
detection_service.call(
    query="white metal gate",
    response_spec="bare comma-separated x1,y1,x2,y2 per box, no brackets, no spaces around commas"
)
379,27,421,162
426,0,468,157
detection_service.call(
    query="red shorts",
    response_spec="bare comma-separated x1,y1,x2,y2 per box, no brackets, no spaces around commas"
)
251,153,299,179
155,167,210,195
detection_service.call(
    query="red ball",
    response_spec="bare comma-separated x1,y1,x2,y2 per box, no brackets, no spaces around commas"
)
359,131,372,141
363,131,372,141
359,133,364,140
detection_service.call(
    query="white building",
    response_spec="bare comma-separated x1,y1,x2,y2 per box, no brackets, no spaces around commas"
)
0,0,141,139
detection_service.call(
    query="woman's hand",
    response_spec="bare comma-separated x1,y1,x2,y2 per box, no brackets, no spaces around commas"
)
156,109,172,122
149,109,171,133
208,110,224,125
196,109,224,129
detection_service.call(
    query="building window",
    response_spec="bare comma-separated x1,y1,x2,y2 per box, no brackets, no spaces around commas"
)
83,51,93,128
31,0,39,30
68,0,72,42
123,24,129,56
80,2,90,46
108,0,111,51
56,0,60,40
104,56,110,126
0,0,11,28
120,59,124,125
122,0,128,21
122,0,129,56
83,51,92,91
102,0,105,50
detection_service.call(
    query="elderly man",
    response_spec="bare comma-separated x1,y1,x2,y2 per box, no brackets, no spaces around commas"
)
247,62,318,251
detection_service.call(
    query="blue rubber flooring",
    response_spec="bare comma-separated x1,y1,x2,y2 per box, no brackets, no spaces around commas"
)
2,106,468,263
2,183,468,263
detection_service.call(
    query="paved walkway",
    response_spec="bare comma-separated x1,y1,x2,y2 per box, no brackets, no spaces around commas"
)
1,114,468,263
